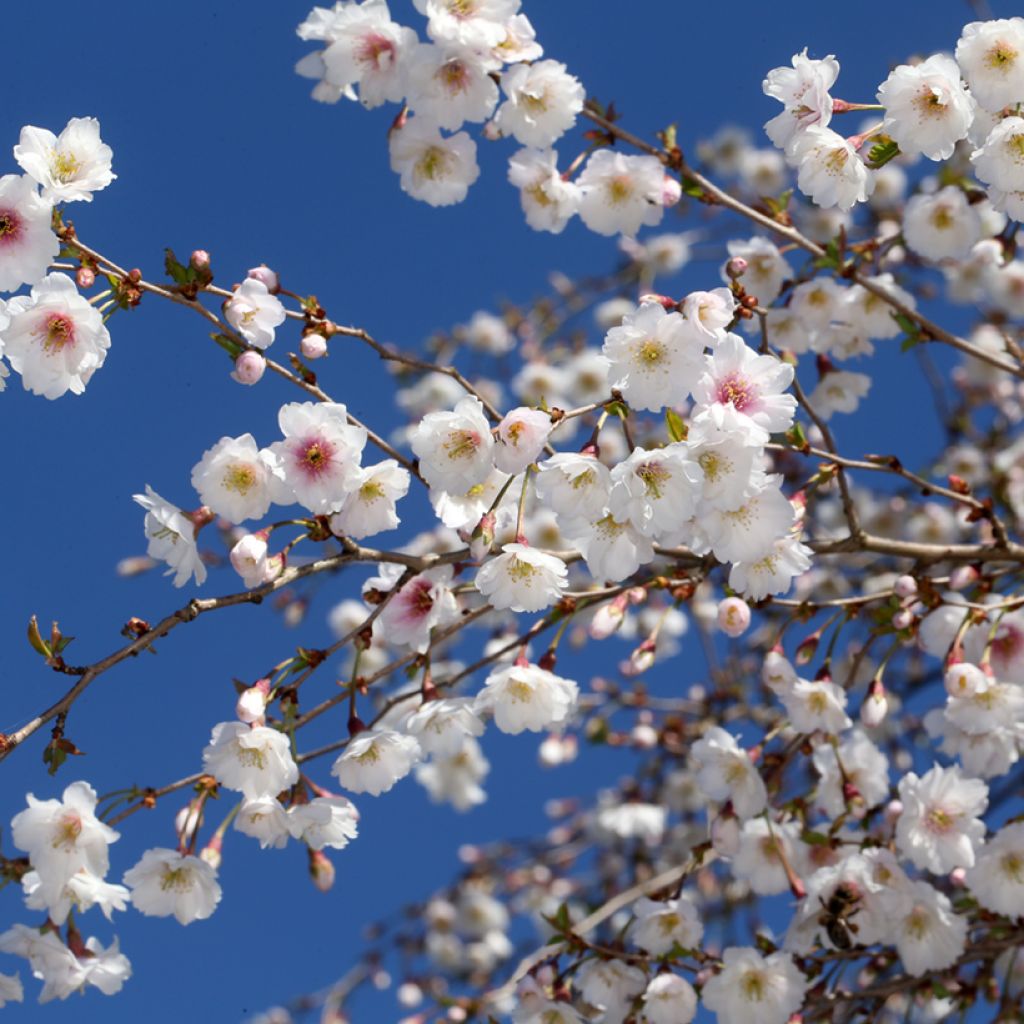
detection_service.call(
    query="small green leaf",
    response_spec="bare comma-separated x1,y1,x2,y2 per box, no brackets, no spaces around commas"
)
164,248,193,287
801,829,831,847
27,616,51,658
665,408,687,443
866,136,900,169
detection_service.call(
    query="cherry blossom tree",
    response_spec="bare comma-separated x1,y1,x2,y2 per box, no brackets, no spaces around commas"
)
1,3,1024,1022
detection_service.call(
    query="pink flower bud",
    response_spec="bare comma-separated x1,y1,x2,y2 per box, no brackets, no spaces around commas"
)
589,593,628,640
638,292,677,310
661,175,682,207
397,983,424,1009
885,799,903,825
631,723,659,749
860,679,888,727
190,250,211,270
538,733,577,767
891,608,914,631
237,678,271,724
949,565,979,591
76,266,96,289
300,332,328,360
232,350,266,385
894,575,917,598
230,531,270,587
944,661,988,699
247,264,279,292
717,597,751,637
949,867,967,887
725,256,748,279
199,835,222,870
308,848,335,892
482,119,501,141
624,637,657,676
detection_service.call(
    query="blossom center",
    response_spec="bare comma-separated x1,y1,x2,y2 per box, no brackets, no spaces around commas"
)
438,59,470,94
526,181,554,208
356,32,395,71
739,970,767,1002
295,435,336,479
1001,851,1024,883
0,209,21,243
606,175,634,205
52,150,82,182
415,146,453,182
443,428,481,461
717,373,756,411
635,337,666,366
925,806,957,834
223,463,258,495
506,679,536,703
507,557,538,582
359,480,386,502
237,745,268,770
160,866,195,892
638,462,671,500
52,811,83,850
985,42,1018,70
42,313,77,352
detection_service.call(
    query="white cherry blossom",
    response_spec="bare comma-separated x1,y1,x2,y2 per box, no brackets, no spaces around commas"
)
14,117,115,202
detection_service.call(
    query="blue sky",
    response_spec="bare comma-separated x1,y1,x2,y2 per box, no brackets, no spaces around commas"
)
0,0,1015,1020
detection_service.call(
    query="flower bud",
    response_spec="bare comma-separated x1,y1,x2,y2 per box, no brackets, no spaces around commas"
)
725,256,748,279
894,574,918,598
891,608,914,631
467,510,496,561
397,983,423,1009
948,565,979,591
949,867,967,888
631,723,659,749
247,264,279,292
661,175,682,207
860,678,888,728
230,531,270,587
589,593,628,640
538,732,577,767
300,332,328,360
884,799,903,825
237,678,271,724
232,350,266,385
199,835,222,871
623,637,656,676
175,803,203,844
944,661,988,699
308,848,335,892
76,266,96,289
717,597,751,637
190,250,211,270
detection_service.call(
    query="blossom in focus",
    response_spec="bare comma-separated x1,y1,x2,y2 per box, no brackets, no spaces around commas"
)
389,119,480,207
224,278,286,350
190,433,276,524
122,849,222,925
132,485,208,588
3,272,110,398
14,117,116,202
762,49,840,149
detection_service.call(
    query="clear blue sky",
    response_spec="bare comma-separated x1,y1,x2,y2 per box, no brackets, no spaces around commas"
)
0,1,1011,1020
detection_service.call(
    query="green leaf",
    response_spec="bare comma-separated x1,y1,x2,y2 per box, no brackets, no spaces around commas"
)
164,248,193,286
785,421,809,451
27,615,51,658
801,829,831,847
680,175,704,200
665,408,687,443
866,137,900,169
